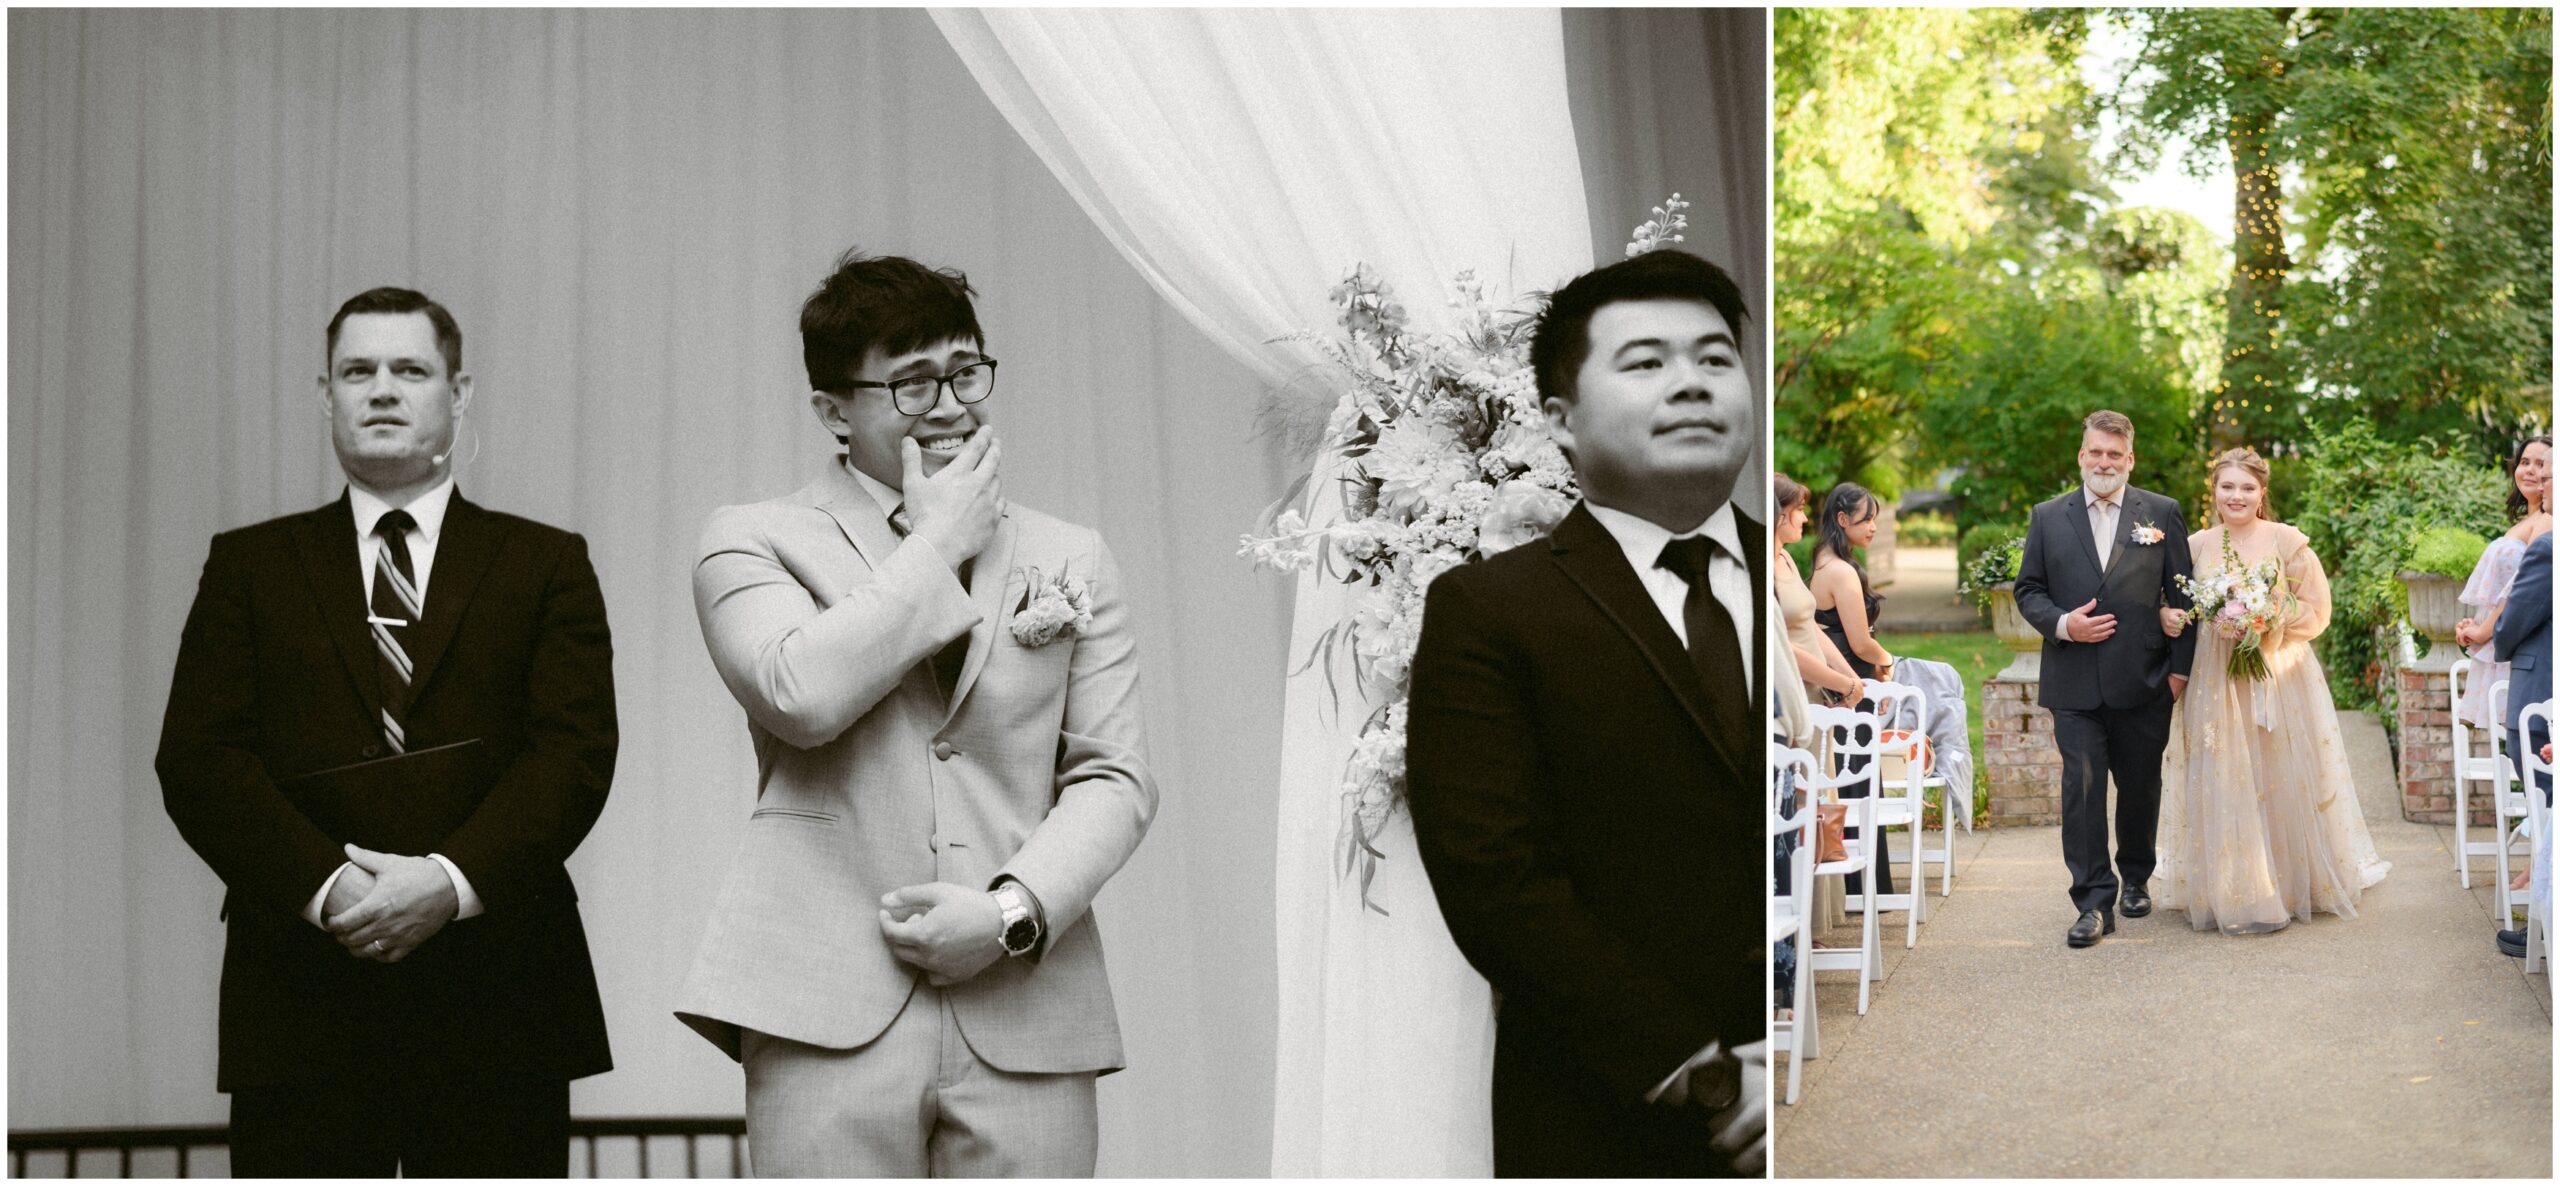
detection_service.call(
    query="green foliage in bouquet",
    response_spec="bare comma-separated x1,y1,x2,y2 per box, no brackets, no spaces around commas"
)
1956,522,2026,613
2293,418,2508,707
2403,527,2491,582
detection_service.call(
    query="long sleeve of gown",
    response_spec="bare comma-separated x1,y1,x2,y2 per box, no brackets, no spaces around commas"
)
2282,540,2333,646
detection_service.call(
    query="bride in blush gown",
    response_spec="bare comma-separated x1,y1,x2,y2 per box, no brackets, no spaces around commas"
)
2154,447,2391,935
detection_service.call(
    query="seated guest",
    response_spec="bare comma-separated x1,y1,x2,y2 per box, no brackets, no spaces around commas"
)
1775,472,1866,705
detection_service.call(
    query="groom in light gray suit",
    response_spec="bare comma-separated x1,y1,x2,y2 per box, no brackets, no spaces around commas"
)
678,251,1158,1176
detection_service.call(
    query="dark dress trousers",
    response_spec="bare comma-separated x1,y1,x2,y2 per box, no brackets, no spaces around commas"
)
1406,502,1764,1177
2494,530,2552,803
2010,485,2195,914
157,492,616,1174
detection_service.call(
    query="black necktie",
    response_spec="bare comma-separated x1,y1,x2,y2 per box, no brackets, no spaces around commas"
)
1658,536,1750,739
888,504,972,700
369,509,421,751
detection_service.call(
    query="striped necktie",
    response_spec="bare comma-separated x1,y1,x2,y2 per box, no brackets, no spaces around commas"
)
370,509,421,753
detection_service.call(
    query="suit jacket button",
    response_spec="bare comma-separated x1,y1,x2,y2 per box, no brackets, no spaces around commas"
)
933,741,956,761
362,745,381,758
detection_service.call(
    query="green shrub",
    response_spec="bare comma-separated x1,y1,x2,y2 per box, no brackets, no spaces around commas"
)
2293,418,2508,708
1898,510,1957,547
2403,526,2489,580
1956,521,2027,611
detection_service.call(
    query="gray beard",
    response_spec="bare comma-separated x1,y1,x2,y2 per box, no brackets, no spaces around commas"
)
2082,470,2128,499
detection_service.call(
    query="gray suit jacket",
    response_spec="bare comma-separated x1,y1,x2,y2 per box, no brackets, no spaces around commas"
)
676,461,1156,1074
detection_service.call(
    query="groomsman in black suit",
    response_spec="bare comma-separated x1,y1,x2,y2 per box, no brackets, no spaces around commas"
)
158,288,617,1175
2010,410,2196,948
1406,249,1765,1177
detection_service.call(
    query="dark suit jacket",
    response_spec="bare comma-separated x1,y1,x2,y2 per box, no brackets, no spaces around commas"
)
1406,501,1762,1172
157,491,617,1090
2012,485,2196,711
2494,530,2552,755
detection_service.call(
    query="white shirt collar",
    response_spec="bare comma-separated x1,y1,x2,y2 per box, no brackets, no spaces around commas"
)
1587,499,1740,573
845,458,904,522
2084,485,2123,510
349,476,456,542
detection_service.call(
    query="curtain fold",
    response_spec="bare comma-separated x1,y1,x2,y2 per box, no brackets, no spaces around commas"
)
931,9,1594,1175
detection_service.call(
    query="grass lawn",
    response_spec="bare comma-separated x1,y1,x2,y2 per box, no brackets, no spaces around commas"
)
1876,630,2012,827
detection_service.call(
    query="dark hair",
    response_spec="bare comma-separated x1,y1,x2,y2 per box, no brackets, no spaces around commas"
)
2508,434,2552,522
1528,248,1749,405
1815,482,1881,606
326,287,462,376
800,249,984,393
1774,471,1809,514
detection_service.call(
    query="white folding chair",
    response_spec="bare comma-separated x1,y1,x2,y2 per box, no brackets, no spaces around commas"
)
1802,704,1883,1013
1824,694,1927,948
2520,699,2551,975
1770,744,1820,1104
1867,679,1958,900
2492,680,2538,919
2452,661,2516,887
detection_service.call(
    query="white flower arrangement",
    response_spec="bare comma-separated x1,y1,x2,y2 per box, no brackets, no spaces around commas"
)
1241,196,1689,909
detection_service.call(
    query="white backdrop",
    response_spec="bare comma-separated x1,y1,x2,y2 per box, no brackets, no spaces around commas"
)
7,7,1765,1175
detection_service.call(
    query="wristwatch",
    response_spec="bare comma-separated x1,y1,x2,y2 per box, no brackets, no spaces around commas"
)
991,880,1042,958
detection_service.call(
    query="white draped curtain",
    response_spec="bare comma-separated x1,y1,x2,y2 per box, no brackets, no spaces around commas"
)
933,9,1594,1176
8,9,1291,1175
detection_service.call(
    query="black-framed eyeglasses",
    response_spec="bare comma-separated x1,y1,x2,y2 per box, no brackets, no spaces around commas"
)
840,359,999,417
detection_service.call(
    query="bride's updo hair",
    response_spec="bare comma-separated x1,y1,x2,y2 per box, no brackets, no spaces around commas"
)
2207,446,2276,521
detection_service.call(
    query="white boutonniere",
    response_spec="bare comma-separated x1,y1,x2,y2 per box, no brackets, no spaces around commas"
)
2131,519,2165,546
1010,565,1092,648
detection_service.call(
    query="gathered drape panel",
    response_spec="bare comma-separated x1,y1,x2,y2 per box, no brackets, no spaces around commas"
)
8,9,1291,1174
930,9,1595,1176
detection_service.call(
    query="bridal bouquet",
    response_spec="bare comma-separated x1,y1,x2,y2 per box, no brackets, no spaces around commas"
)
2176,533,2296,682
1242,197,1689,907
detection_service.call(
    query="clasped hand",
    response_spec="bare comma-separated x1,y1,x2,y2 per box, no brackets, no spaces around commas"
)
1696,1039,1768,1174
2063,598,2117,643
879,882,1004,986
324,843,458,964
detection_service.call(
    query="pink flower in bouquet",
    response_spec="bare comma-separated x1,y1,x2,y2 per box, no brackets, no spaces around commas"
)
1478,479,1572,554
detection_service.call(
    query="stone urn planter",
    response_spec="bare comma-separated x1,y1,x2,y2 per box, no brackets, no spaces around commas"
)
1986,582,2041,681
2396,571,2466,672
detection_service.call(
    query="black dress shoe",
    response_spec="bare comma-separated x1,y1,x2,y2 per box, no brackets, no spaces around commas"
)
2498,928,2529,958
2067,909,2116,948
2119,885,2153,919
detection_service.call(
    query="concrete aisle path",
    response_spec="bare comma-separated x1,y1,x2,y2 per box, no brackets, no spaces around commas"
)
1776,707,2553,1178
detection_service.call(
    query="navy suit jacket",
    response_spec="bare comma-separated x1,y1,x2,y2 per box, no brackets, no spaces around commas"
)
2493,530,2552,756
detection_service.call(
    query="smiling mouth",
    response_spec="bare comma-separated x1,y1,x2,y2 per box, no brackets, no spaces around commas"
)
914,427,975,454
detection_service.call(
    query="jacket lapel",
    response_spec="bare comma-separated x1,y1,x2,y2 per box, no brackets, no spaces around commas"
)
813,464,897,575
1739,509,1768,720
943,509,1018,723
289,493,386,726
1546,504,1717,743
400,493,502,705
2063,488,2105,580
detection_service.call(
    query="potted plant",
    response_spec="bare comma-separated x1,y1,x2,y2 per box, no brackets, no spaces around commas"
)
1959,523,2036,680
2397,525,2488,661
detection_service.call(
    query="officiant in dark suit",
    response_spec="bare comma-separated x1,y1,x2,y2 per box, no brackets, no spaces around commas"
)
2011,410,2195,948
1406,249,1765,1177
157,288,617,1176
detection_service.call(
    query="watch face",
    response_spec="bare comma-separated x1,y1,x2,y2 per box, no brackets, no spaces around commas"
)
1004,918,1039,952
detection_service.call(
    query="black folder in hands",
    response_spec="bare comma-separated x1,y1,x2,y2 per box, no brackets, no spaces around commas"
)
274,738,490,854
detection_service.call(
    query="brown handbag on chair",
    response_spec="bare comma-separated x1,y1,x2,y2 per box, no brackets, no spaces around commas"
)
1814,801,1850,864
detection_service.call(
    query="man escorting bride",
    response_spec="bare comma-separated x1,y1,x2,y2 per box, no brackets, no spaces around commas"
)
2153,446,2392,935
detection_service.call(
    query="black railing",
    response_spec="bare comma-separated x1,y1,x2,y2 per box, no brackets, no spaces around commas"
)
8,1117,749,1178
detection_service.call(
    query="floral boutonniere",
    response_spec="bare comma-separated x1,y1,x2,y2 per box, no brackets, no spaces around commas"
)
2131,519,2166,546
1010,565,1092,647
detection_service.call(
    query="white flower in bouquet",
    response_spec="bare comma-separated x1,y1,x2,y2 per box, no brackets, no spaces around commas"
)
1480,478,1575,554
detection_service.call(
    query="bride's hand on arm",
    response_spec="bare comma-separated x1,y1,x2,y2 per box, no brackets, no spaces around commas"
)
2159,605,2186,638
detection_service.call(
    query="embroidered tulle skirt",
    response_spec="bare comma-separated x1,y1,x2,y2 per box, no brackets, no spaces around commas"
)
2155,627,2392,935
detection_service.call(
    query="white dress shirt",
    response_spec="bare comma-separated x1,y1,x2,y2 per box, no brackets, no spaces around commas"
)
303,478,483,928
1586,500,1755,697
2053,487,2121,642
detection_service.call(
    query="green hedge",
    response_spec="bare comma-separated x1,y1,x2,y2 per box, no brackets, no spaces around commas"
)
2293,418,2508,708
